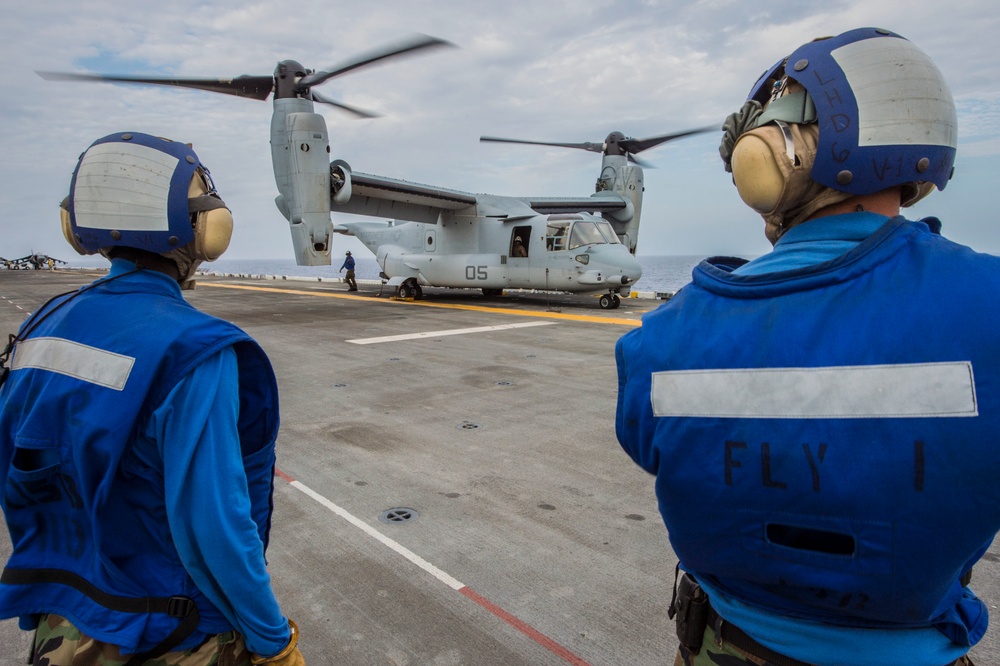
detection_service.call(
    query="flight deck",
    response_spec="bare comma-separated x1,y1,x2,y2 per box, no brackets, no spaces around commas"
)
1,270,998,665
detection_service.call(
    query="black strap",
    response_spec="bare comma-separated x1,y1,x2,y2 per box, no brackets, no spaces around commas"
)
667,562,681,620
707,606,813,666
960,567,973,587
0,265,143,390
2,567,199,665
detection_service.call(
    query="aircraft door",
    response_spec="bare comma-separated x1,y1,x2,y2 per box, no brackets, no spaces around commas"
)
425,229,437,252
508,225,532,286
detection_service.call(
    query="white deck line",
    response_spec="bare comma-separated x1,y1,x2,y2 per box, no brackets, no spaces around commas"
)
289,480,465,590
346,321,557,345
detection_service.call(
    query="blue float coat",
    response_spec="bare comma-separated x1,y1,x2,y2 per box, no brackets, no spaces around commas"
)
138,345,288,656
0,261,288,657
616,215,1000,665
718,212,966,664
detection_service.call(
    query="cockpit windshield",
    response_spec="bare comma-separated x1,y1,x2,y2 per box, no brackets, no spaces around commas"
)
568,221,605,249
546,217,621,251
596,221,621,244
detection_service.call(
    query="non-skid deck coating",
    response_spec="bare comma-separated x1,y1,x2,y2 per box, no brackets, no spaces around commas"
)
1,270,998,665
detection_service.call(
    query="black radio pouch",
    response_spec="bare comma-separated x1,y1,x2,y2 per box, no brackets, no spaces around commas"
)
669,567,710,654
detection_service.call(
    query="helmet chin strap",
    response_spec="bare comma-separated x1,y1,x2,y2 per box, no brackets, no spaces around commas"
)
104,247,182,282
104,245,202,289
163,244,203,289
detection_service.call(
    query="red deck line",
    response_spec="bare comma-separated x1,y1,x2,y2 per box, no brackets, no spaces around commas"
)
274,467,592,665
459,586,593,666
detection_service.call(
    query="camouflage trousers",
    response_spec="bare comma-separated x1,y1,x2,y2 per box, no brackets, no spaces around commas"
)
672,624,977,666
32,614,251,666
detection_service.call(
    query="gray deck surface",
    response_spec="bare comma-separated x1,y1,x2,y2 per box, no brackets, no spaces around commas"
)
0,269,997,665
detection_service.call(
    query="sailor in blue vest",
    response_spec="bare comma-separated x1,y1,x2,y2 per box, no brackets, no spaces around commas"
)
616,29,994,666
0,132,305,665
339,251,357,291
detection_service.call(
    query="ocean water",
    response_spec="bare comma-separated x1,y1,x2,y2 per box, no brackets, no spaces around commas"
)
197,254,708,294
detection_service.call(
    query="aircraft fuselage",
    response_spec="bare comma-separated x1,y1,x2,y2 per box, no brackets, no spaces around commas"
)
337,211,642,295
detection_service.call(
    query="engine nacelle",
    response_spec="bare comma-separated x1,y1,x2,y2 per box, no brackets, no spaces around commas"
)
330,159,353,204
597,159,644,254
270,99,333,265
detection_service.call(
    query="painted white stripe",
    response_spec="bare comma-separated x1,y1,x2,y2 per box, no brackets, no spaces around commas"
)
289,480,465,590
12,337,134,390
74,142,179,232
651,362,977,419
347,321,556,345
832,37,957,148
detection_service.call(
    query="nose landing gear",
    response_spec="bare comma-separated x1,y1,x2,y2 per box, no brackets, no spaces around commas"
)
599,292,622,310
395,279,423,300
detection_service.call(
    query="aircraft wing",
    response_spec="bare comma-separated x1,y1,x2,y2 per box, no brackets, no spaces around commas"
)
335,170,628,223
348,174,628,215
351,172,478,208
332,171,480,224
338,171,551,223
523,195,629,215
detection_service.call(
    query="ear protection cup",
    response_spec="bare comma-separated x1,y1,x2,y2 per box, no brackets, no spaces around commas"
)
730,132,787,214
59,198,91,255
194,207,234,261
730,122,853,244
187,169,234,262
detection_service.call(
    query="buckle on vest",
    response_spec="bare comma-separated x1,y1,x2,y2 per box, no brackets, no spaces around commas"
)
167,596,195,618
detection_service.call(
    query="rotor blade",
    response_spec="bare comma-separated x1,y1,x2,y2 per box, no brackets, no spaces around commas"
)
619,125,718,154
480,136,605,154
299,34,454,88
37,71,274,100
310,90,380,119
627,153,655,169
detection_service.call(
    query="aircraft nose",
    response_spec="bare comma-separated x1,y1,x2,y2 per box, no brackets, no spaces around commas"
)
620,251,642,284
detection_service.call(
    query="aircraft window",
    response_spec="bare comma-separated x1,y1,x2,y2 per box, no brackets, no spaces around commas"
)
596,221,621,244
546,221,570,251
568,221,605,250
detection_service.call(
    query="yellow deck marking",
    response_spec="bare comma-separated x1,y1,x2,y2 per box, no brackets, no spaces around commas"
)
200,282,642,327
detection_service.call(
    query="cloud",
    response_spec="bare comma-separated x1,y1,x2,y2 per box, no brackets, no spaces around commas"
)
2,0,999,262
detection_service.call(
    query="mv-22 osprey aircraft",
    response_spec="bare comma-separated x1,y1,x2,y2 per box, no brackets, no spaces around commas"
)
40,36,713,308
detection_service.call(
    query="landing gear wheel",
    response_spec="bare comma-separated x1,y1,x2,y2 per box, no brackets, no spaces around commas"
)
397,283,414,299
611,294,621,309
599,294,613,309
412,284,423,300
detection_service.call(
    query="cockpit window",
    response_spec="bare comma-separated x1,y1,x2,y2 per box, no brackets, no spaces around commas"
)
546,221,570,251
596,221,621,244
568,221,605,250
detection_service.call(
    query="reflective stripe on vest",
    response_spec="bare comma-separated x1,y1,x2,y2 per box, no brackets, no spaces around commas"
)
12,337,134,390
651,362,978,419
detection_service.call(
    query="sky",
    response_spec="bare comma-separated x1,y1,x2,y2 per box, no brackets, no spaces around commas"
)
1,0,998,264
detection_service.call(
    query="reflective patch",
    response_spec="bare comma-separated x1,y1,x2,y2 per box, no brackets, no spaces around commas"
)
73,142,179,232
12,337,134,390
651,362,977,419
832,37,957,148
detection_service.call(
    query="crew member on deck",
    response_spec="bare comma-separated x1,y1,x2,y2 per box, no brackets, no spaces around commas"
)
0,132,304,666
616,28,994,666
340,250,358,291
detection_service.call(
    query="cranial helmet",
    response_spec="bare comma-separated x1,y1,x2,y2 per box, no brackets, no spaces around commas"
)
720,28,957,242
61,132,233,280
